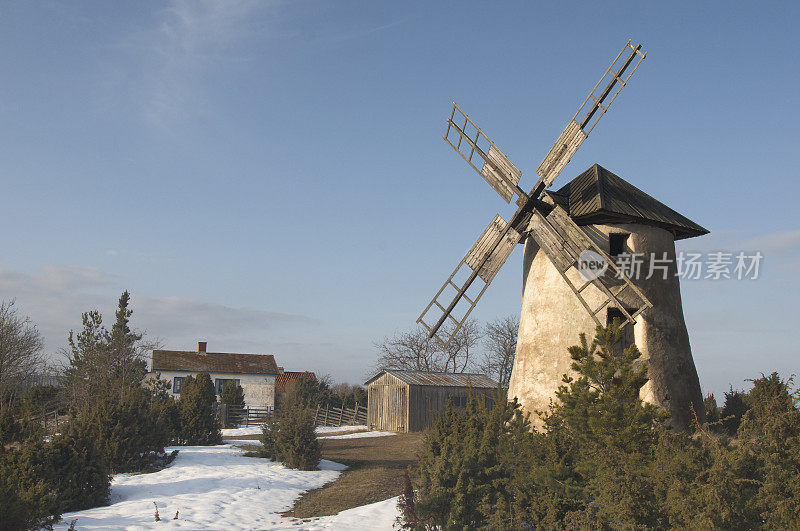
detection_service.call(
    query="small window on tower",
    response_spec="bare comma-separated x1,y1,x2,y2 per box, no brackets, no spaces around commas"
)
607,307,626,327
607,307,636,349
609,233,629,257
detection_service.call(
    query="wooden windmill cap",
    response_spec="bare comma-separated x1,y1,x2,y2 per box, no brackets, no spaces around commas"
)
548,164,709,240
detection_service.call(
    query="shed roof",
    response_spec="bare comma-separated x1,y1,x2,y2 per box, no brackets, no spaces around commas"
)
152,350,279,375
364,369,498,388
549,164,709,240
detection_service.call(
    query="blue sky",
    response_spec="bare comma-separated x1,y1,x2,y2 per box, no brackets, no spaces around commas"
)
1,1,798,396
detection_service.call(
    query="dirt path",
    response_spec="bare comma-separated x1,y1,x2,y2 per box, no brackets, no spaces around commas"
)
285,432,423,518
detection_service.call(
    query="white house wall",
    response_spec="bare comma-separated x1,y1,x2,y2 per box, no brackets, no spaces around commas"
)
148,370,276,409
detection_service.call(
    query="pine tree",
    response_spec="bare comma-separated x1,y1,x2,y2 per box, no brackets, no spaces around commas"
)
402,324,800,529
220,383,245,407
1,415,112,525
61,291,149,411
738,373,800,527
83,387,174,473
272,405,320,470
62,310,110,409
396,469,419,529
721,387,749,435
178,373,221,445
412,391,524,528
704,393,720,425
108,291,146,400
258,415,279,460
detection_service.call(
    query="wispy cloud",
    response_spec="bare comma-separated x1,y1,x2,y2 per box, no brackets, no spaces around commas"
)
0,265,317,361
319,17,413,45
119,0,274,130
740,229,800,253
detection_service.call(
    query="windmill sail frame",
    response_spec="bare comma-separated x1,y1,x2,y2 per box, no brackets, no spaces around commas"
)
418,39,648,348
443,103,524,204
417,215,521,347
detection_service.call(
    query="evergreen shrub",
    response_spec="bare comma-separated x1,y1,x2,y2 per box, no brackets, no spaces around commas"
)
178,373,221,445
259,405,320,470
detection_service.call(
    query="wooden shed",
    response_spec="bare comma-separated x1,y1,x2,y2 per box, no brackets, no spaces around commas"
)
365,370,498,432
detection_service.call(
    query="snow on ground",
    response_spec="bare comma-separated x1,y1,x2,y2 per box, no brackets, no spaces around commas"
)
297,496,400,530
221,426,262,437
321,431,396,440
221,425,371,438
223,430,395,446
223,438,265,446
52,443,386,530
315,425,367,434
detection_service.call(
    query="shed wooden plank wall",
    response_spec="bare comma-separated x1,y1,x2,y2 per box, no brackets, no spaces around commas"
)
408,386,494,432
367,373,497,432
367,373,409,432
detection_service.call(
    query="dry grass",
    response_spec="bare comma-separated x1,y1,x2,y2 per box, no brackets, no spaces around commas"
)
284,432,423,518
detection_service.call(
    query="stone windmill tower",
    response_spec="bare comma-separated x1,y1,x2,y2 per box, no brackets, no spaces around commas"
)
416,40,707,431
507,164,707,430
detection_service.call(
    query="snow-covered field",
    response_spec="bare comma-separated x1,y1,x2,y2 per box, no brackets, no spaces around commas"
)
220,426,263,437
53,443,399,530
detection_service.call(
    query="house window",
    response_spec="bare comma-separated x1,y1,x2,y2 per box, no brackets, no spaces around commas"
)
215,378,240,395
173,376,185,394
609,233,629,257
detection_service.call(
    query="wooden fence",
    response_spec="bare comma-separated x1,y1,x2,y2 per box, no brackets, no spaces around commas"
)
314,404,367,427
16,407,64,435
219,405,273,427
218,403,367,428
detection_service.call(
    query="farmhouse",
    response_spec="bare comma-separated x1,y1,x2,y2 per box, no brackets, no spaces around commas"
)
365,369,497,432
150,342,279,409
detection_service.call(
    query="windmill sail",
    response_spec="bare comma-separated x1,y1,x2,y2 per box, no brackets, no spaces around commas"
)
465,215,520,282
535,40,646,189
418,215,521,348
418,40,649,345
444,103,523,203
526,202,652,327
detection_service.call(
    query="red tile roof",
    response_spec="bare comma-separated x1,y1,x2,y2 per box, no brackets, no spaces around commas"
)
152,350,279,375
275,371,315,392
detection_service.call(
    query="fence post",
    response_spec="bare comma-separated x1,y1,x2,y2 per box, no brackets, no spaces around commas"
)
323,406,329,426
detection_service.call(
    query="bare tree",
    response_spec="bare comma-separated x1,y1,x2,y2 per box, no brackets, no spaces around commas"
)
480,315,518,387
375,328,446,373
443,319,481,373
374,321,481,375
0,299,45,407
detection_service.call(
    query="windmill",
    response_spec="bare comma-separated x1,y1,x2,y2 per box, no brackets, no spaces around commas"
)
417,40,651,349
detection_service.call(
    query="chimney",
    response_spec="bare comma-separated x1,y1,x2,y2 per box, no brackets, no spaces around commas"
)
198,341,207,353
